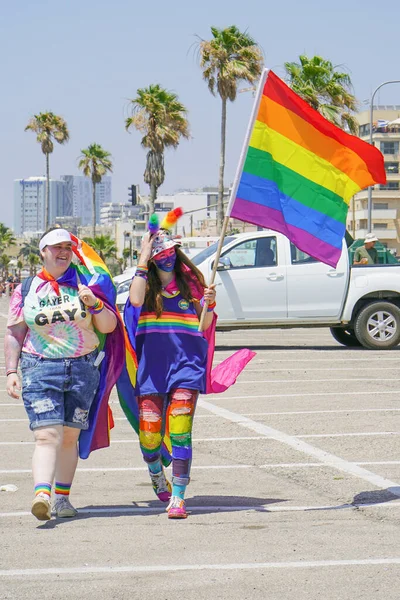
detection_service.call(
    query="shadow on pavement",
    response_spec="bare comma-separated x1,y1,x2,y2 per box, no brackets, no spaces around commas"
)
215,344,381,351
36,495,288,528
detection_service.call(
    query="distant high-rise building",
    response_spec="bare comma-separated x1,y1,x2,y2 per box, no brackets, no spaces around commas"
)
13,177,67,235
61,175,112,227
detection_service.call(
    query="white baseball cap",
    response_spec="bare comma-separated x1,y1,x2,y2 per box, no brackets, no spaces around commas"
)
364,233,379,243
39,228,73,251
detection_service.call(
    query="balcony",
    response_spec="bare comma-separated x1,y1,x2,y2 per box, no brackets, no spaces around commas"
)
353,209,397,220
356,228,398,240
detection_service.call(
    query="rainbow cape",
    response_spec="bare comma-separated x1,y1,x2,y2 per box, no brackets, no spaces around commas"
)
228,70,387,268
117,265,255,465
68,235,127,460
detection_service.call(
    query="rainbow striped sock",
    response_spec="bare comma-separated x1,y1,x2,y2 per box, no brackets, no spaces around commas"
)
35,483,51,498
54,482,71,497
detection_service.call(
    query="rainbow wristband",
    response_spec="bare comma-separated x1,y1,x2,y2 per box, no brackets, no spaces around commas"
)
135,271,148,281
88,299,104,314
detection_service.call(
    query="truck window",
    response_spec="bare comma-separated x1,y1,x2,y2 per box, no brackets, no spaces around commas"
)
221,237,277,268
290,242,319,265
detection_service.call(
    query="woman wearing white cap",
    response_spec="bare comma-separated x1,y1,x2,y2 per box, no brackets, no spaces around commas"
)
4,227,117,521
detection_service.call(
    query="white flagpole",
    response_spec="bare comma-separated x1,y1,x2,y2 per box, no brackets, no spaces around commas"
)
198,68,270,332
225,67,270,217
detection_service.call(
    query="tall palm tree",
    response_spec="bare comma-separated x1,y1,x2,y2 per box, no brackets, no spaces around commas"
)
0,254,11,278
198,25,263,232
0,224,16,253
78,144,113,238
125,84,190,213
18,238,40,261
83,235,117,263
25,112,69,230
28,253,40,276
284,55,358,133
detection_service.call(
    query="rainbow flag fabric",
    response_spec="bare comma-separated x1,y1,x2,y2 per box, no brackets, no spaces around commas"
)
69,236,129,460
228,70,387,267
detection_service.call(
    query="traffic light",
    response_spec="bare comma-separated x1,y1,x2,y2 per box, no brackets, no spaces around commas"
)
128,185,137,205
132,250,138,260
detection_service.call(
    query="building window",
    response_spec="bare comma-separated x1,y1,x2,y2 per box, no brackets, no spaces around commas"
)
373,203,389,209
359,219,367,229
380,182,399,190
385,162,399,174
359,124,370,137
374,223,388,229
381,141,399,155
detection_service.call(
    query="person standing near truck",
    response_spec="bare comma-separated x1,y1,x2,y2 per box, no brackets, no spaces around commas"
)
353,233,379,265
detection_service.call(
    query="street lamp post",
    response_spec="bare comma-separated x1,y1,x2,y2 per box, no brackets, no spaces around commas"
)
367,80,400,232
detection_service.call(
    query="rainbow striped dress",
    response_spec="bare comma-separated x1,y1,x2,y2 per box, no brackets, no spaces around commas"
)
135,291,207,396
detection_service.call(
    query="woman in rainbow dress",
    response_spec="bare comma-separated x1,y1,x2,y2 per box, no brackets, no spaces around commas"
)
5,227,120,521
124,210,254,519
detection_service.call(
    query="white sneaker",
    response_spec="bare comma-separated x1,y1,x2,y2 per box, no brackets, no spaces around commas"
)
31,494,51,521
53,496,78,518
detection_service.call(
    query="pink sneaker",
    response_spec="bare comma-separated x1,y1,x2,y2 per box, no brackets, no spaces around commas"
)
167,496,187,519
150,469,172,502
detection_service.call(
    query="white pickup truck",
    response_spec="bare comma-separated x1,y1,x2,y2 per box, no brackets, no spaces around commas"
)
115,231,400,350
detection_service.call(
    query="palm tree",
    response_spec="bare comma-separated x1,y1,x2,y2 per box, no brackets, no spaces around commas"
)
25,112,69,229
284,55,358,133
18,238,40,261
83,235,117,263
78,144,113,238
0,224,16,253
17,260,23,281
198,25,263,232
0,254,11,278
125,84,190,213
28,253,40,276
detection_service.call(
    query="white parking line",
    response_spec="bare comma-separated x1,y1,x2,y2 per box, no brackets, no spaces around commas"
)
1,431,400,447
242,367,400,372
1,557,400,577
234,378,400,385
0,465,251,474
199,399,400,497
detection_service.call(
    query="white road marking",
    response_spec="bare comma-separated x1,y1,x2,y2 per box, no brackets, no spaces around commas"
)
205,390,400,401
1,460,400,475
299,432,400,439
198,399,400,497
0,465,252,474
1,557,400,577
1,431,400,447
242,366,399,372
234,378,400,384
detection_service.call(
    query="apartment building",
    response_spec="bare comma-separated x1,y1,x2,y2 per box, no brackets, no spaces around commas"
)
347,107,400,254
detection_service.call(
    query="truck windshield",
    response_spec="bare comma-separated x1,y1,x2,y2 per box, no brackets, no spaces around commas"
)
191,237,235,266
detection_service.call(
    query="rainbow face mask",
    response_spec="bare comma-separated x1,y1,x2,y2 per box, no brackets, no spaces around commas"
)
153,248,176,272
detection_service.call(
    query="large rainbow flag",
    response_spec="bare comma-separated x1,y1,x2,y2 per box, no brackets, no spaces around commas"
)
227,70,387,267
68,235,130,460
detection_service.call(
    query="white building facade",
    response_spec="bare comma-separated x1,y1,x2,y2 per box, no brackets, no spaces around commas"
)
61,175,112,227
13,177,67,235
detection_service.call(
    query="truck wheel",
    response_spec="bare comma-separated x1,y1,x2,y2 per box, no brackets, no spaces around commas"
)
330,327,362,347
354,302,400,349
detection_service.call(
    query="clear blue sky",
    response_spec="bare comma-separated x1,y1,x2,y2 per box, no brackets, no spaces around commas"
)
1,0,400,228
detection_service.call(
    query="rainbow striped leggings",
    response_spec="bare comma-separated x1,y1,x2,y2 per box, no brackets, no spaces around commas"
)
137,389,198,486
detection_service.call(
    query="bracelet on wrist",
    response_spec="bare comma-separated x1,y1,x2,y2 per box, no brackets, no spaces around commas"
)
134,271,148,281
137,264,149,271
6,369,17,376
200,297,216,309
88,299,104,314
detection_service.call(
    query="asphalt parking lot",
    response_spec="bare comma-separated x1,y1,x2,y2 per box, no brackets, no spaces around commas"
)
0,300,399,600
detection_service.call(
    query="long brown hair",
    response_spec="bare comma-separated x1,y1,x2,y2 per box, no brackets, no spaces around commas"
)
145,247,206,317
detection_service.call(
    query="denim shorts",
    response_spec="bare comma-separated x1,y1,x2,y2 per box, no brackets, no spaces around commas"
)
20,350,101,431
